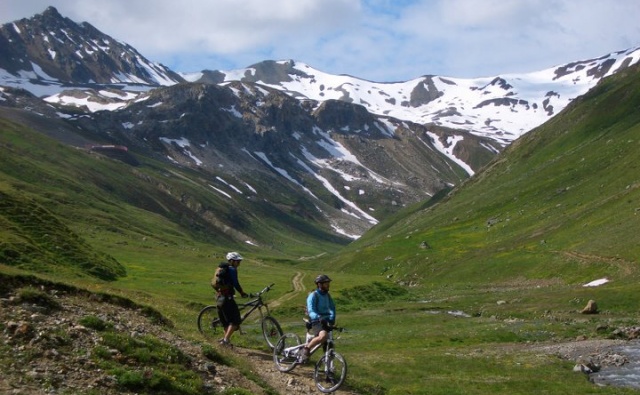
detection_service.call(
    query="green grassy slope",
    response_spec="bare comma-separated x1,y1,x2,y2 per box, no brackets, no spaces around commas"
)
0,115,348,280
326,64,640,289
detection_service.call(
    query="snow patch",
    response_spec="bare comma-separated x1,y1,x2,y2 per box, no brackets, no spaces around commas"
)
583,278,609,287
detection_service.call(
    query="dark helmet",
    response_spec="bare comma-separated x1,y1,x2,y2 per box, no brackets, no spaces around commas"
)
314,274,332,284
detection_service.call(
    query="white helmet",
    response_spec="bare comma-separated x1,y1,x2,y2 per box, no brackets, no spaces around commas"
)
226,251,243,261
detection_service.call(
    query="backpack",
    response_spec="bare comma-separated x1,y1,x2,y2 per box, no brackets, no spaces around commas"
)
211,263,232,291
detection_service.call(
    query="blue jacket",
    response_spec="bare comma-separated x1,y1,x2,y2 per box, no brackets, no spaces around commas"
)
307,289,336,323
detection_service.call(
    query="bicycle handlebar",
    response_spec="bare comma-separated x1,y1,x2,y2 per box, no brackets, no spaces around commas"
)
248,283,275,298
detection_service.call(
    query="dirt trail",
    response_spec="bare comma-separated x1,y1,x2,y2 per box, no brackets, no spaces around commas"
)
230,344,357,394
231,271,357,394
270,271,306,309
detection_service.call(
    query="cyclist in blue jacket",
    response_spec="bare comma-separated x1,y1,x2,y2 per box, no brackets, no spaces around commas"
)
300,274,335,363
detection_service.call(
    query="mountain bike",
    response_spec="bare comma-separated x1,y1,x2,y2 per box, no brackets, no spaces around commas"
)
197,283,283,349
273,322,347,393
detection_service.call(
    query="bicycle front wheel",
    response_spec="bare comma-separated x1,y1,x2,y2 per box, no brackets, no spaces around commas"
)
314,351,347,393
197,305,222,337
273,333,302,372
261,315,283,349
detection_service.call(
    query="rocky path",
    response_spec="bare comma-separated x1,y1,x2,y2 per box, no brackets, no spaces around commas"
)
229,344,357,394
0,285,275,394
235,271,357,394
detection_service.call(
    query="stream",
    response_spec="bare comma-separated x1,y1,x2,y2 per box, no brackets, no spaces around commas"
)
590,340,640,389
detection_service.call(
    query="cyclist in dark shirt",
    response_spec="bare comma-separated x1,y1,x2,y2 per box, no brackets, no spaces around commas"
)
216,251,248,346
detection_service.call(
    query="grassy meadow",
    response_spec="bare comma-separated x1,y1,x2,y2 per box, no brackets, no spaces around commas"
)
4,233,640,394
3,62,640,395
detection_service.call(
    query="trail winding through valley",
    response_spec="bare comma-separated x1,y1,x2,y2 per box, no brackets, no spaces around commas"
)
270,271,306,309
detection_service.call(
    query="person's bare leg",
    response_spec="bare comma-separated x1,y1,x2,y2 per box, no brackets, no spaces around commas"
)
305,330,328,350
224,324,238,341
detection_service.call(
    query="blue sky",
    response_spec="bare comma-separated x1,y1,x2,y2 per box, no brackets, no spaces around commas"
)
3,0,640,81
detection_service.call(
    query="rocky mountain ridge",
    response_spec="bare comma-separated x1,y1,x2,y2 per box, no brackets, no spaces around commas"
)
0,6,182,88
184,50,640,146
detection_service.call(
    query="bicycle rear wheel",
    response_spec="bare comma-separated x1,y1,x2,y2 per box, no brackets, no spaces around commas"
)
314,351,347,393
273,333,302,372
197,305,222,337
261,315,283,349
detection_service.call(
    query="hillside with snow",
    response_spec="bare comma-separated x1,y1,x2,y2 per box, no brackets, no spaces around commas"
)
187,48,640,146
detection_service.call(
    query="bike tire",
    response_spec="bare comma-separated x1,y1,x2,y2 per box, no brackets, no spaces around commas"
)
273,333,302,372
314,351,347,393
261,315,284,349
197,305,222,337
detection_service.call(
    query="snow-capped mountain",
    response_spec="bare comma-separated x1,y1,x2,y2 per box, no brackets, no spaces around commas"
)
3,7,638,149
0,6,183,97
1,7,639,243
185,49,640,146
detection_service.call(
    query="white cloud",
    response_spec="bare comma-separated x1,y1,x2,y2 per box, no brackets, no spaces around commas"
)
2,0,639,81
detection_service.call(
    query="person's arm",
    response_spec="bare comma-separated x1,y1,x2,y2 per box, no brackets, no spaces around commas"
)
328,294,336,324
230,267,247,296
307,292,320,321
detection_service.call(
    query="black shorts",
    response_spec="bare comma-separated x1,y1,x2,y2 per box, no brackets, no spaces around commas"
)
308,320,330,336
217,296,241,327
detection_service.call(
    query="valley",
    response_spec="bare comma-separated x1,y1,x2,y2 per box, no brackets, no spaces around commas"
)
2,7,640,394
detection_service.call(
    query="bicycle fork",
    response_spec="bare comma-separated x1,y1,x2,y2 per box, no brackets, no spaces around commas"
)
324,349,335,373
